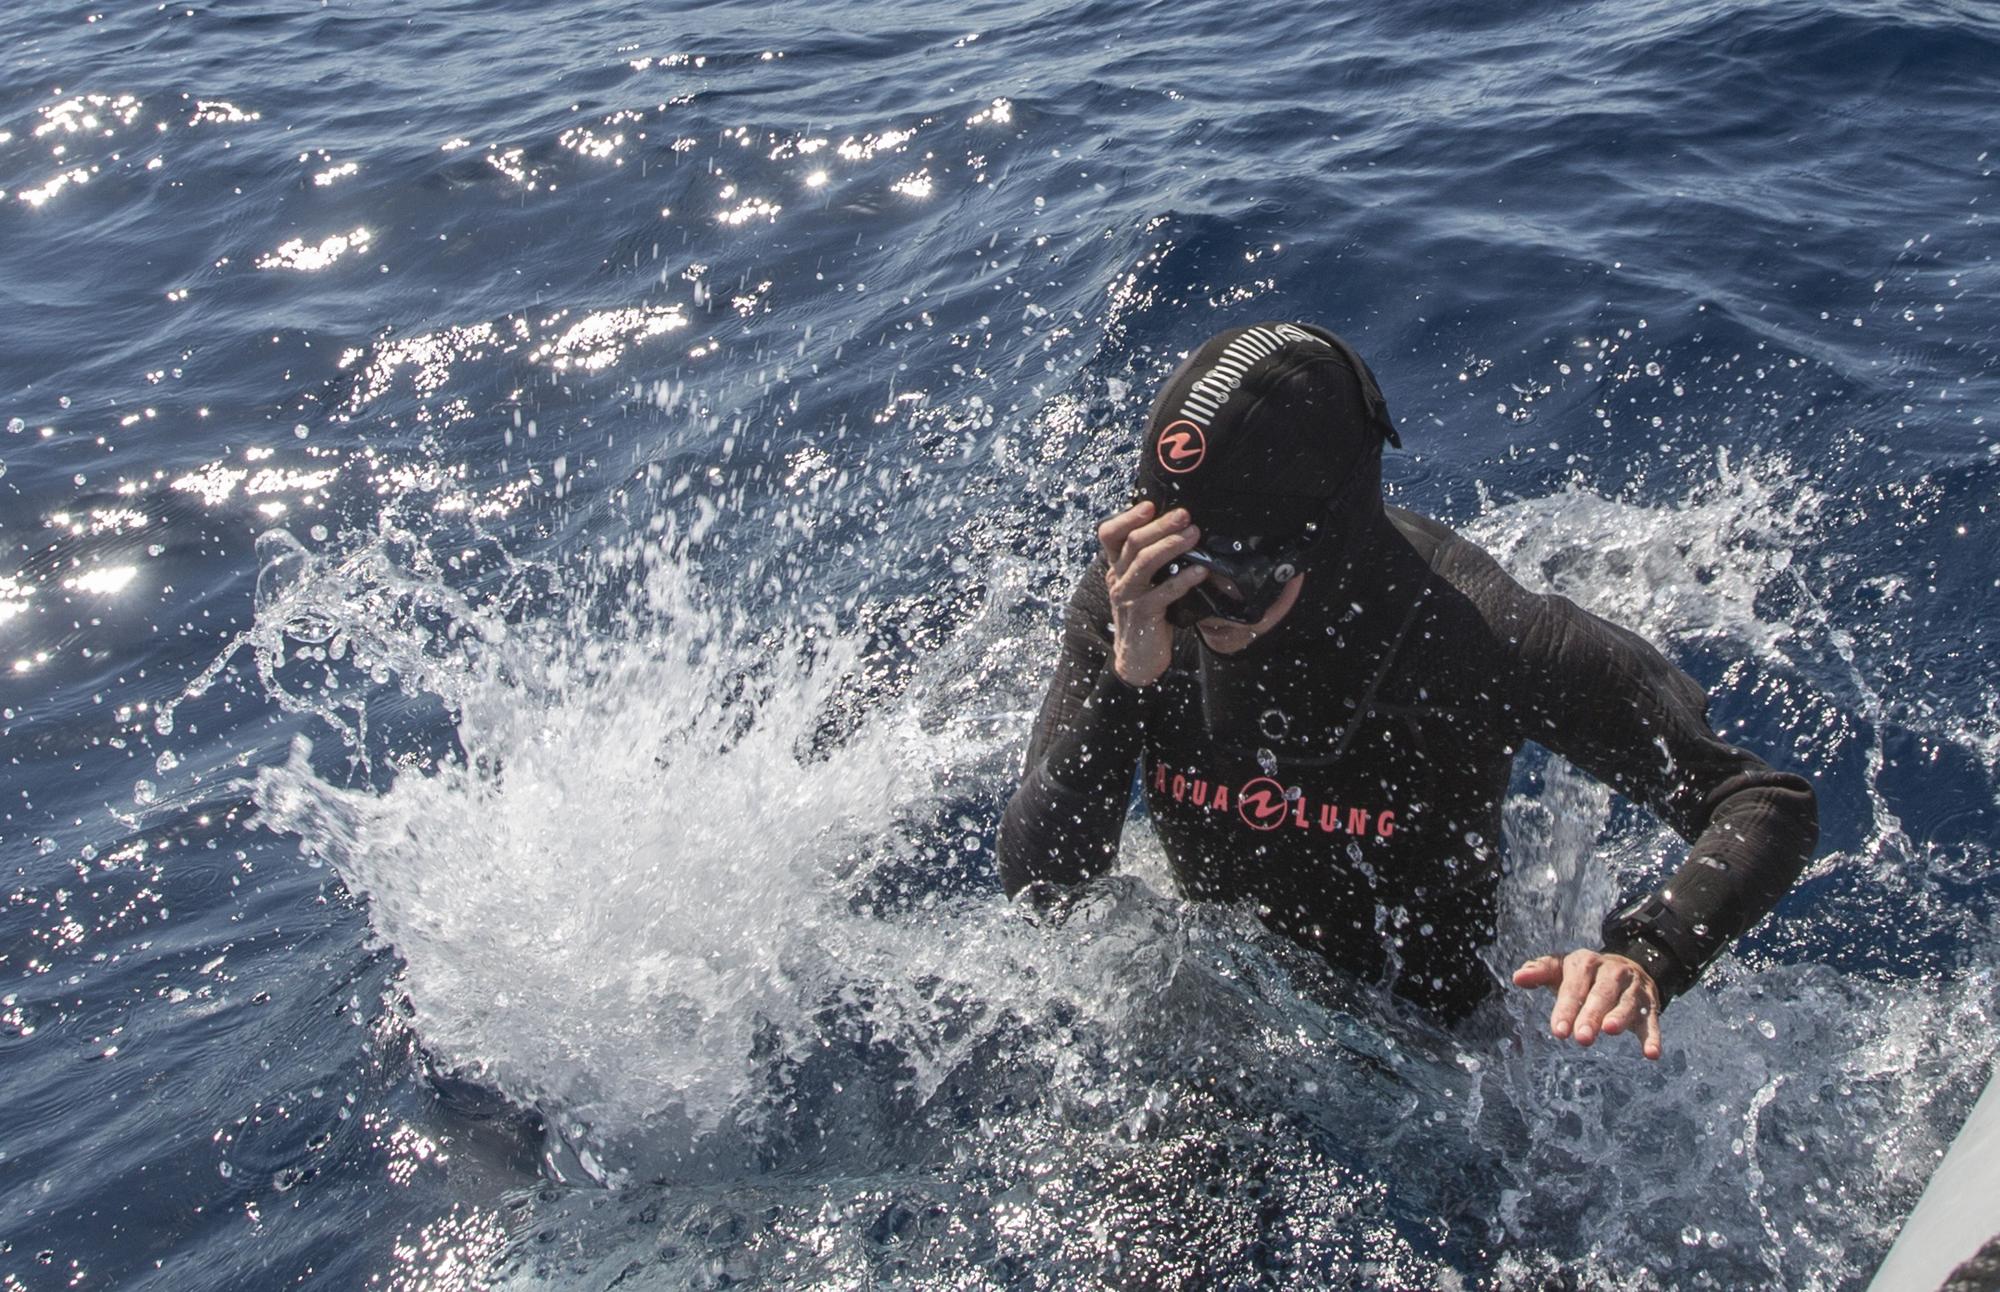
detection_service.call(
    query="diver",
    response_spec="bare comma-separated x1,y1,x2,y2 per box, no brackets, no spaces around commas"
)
995,322,1819,1057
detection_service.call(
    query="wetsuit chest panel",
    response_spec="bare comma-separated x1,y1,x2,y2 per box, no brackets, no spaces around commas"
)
1137,644,1512,1014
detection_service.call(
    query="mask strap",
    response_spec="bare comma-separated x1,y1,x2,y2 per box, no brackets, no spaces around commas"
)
1266,462,1376,583
1294,322,1402,449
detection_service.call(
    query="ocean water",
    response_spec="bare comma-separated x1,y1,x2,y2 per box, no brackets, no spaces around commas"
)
1,0,1995,1287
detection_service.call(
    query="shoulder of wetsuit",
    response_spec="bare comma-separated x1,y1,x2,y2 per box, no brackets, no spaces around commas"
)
1384,506,1473,567
1385,506,1504,588
1384,506,1533,606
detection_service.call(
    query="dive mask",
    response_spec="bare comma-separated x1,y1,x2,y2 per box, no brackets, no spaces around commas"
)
1157,531,1311,627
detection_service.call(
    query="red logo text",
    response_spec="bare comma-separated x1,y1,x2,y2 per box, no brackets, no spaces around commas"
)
1150,758,1399,839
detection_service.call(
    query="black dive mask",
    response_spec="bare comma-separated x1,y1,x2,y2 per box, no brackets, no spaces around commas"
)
1147,458,1377,628
1159,533,1311,627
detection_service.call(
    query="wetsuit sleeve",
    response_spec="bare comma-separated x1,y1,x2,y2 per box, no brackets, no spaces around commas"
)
995,556,1147,896
1508,590,1819,1004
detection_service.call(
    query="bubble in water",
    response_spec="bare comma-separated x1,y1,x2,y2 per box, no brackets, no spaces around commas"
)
134,780,157,806
294,423,310,439
5,418,22,434
155,750,180,774
1256,747,1278,775
1758,1019,1777,1040
0,460,7,481
1681,1225,1702,1247
217,1160,233,1179
154,710,174,736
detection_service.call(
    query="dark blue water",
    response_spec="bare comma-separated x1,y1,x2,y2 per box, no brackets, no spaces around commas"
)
3,1,1995,1287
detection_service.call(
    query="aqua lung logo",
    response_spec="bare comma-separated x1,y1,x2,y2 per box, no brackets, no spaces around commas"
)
1236,776,1290,830
1148,758,1399,839
1155,420,1207,473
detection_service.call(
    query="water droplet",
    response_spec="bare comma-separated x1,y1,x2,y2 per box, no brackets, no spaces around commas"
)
1681,1225,1702,1247
1758,1019,1776,1040
155,750,179,774
1255,748,1277,775
293,423,310,439
4,418,21,434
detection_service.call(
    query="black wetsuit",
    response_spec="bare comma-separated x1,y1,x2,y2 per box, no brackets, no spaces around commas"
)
996,505,1819,1022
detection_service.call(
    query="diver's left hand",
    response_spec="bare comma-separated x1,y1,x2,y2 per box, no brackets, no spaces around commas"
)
1512,950,1663,1060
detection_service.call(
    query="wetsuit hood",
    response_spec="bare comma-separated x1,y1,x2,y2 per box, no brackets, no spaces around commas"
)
1135,322,1403,627
1135,321,1399,541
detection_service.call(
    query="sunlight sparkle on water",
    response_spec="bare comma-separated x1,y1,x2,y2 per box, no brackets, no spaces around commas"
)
968,97,1012,125
63,565,138,596
528,306,688,372
256,228,373,272
188,100,259,125
716,197,781,226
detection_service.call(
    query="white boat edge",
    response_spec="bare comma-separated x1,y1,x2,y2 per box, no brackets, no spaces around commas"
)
1869,1059,2000,1292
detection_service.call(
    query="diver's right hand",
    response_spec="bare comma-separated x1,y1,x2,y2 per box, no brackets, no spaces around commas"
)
1098,500,1208,688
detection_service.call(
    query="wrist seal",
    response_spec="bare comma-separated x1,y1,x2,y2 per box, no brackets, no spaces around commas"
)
1600,891,1718,1006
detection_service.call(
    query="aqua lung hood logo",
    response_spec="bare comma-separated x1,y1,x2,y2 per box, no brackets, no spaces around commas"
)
1155,419,1206,473
1236,776,1291,831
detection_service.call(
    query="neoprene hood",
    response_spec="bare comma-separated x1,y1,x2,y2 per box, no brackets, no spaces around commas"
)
1134,321,1400,541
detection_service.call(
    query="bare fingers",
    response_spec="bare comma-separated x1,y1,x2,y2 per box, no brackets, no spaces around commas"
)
1599,969,1665,1060
1515,949,1666,1060
1134,561,1207,610
1547,949,1601,1040
1108,516,1200,603
1097,501,1157,562
1570,961,1632,1046
1512,955,1564,989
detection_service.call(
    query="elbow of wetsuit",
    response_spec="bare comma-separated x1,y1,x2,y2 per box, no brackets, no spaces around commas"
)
1601,773,1819,1007
994,667,1144,898
996,775,1122,897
